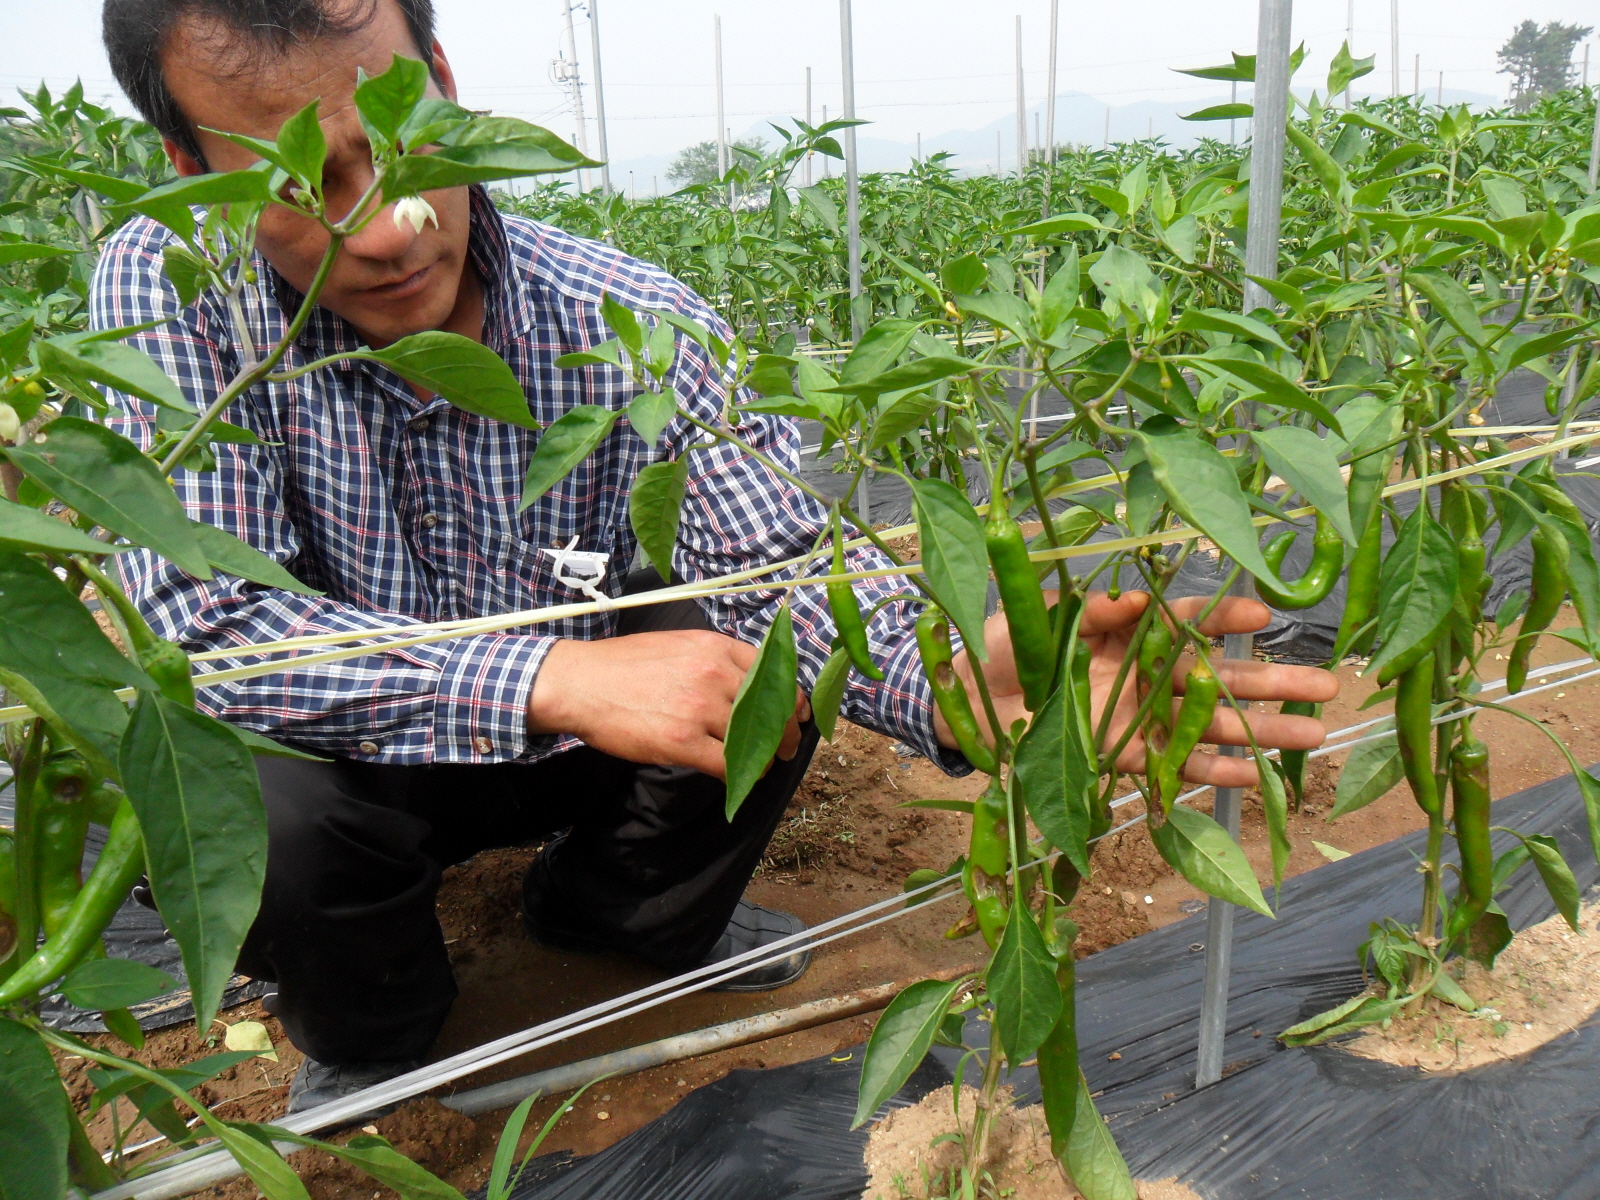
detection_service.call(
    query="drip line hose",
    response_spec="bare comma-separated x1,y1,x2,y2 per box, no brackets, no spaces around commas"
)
84,651,1600,1200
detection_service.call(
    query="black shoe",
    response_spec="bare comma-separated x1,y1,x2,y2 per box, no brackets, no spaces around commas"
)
286,1056,423,1117
699,900,812,992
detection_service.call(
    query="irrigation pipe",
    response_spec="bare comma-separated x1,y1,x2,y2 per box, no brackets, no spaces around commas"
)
89,650,1600,1200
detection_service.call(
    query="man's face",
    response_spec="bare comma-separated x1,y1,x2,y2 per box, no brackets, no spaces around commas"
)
160,2,473,347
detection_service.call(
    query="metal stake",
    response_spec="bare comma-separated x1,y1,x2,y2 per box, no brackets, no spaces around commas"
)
1589,83,1600,191
1014,15,1027,173
714,16,728,187
839,0,863,338
805,66,813,187
1389,0,1399,97
1197,0,1293,1091
589,0,611,195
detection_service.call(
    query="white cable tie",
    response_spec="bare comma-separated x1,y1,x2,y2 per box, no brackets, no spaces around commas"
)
541,536,614,609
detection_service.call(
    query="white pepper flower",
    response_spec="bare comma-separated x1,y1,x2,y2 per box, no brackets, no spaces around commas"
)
393,195,439,236
0,402,18,444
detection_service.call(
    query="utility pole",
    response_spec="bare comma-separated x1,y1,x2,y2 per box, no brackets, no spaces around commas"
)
1196,0,1294,1093
1014,15,1027,173
805,66,813,187
1044,0,1060,188
1589,84,1600,190
1103,106,1110,149
1345,0,1355,104
996,129,1003,172
1437,70,1443,105
824,105,832,176
589,0,611,194
916,131,922,163
1389,0,1399,97
839,0,862,339
554,0,590,191
1413,53,1420,97
714,16,728,186
1584,43,1590,87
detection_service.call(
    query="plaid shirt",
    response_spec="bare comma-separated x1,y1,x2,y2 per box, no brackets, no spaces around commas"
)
92,189,962,772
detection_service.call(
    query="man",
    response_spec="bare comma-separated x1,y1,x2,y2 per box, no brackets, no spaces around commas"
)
96,0,1338,1113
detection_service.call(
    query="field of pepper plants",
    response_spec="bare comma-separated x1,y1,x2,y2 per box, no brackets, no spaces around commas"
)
3,40,1600,1200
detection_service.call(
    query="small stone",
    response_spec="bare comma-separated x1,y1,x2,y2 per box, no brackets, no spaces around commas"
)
1108,1051,1122,1061
361,1125,379,1136
600,1094,611,1102
1143,895,1154,904
596,1111,610,1121
676,1079,688,1087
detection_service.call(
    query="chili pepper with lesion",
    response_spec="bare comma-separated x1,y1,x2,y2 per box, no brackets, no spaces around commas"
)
825,505,885,683
1446,733,1493,944
1506,520,1569,695
916,609,998,775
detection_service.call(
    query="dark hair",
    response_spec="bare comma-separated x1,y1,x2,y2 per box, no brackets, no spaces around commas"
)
103,0,437,164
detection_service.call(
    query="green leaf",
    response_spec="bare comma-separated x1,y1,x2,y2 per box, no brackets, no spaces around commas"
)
0,547,150,769
271,1130,466,1200
629,458,688,583
190,522,323,595
59,958,176,1010
6,418,212,579
1327,42,1377,95
841,319,918,385
519,405,618,509
0,497,122,554
1013,683,1093,876
1186,352,1341,429
274,101,328,191
1175,307,1291,353
1063,1071,1136,1200
382,124,594,196
1182,102,1254,121
359,333,536,430
355,54,430,149
1149,805,1272,917
870,391,942,450
0,318,34,374
911,478,989,661
627,391,676,447
34,338,196,414
599,293,644,355
1159,215,1201,264
213,1123,311,1200
940,253,986,294
1285,122,1345,200
0,243,75,265
1257,752,1291,892
824,355,976,400
1036,246,1080,340
1251,426,1355,544
1280,993,1406,1046
119,693,267,1031
1521,834,1580,932
852,977,965,1129
555,339,624,370
1364,505,1458,683
124,169,273,241
1578,769,1600,871
0,1018,68,1200
1465,906,1514,968
955,291,1036,341
1408,271,1487,347
1004,212,1107,237
989,903,1063,1063
1136,416,1285,592
1428,968,1477,1012
723,605,799,819
225,727,331,761
811,645,851,743
1330,734,1404,818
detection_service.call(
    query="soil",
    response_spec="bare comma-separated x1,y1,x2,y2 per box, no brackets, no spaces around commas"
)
71,606,1600,1199
860,1084,1200,1200
1344,899,1600,1073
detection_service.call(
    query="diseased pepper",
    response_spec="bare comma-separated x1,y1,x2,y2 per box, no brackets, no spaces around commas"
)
34,755,95,940
1446,734,1493,941
986,500,1055,711
1157,659,1218,815
968,776,1009,876
0,798,145,1006
1255,513,1344,610
916,609,998,775
1507,521,1569,695
826,507,884,681
962,860,1009,947
1395,652,1441,817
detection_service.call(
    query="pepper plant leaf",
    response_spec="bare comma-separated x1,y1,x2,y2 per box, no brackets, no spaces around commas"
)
359,332,537,430
810,646,852,743
1064,1069,1137,1200
519,405,618,508
723,604,798,819
989,902,1063,1063
1329,733,1404,818
1251,425,1356,544
852,976,966,1129
629,457,689,583
0,1018,69,1200
0,497,124,554
1013,682,1093,876
58,958,177,1011
911,477,990,660
1149,805,1273,917
191,521,324,595
1365,505,1458,683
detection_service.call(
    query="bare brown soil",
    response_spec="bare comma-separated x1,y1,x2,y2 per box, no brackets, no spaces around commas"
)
73,608,1600,1199
1345,900,1600,1072
861,1085,1200,1200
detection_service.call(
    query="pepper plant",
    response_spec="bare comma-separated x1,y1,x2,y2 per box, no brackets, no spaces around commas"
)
525,47,1600,1198
0,55,596,1199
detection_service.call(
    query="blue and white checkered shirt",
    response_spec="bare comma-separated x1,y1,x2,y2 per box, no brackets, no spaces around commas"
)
92,189,961,772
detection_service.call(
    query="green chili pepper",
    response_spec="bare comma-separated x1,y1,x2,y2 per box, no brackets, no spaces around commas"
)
1395,652,1441,817
1255,513,1344,610
962,860,1009,947
1035,926,1079,1154
0,798,145,1007
138,638,196,709
1446,734,1493,940
35,756,95,940
916,609,998,775
1277,699,1318,809
968,776,1009,876
0,829,16,964
1158,659,1218,815
826,508,884,681
1138,622,1175,788
986,505,1055,711
1331,504,1383,661
1507,521,1569,695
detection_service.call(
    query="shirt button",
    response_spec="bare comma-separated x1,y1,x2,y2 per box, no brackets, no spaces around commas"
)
408,416,431,433
473,736,494,754
358,740,380,755
420,513,439,530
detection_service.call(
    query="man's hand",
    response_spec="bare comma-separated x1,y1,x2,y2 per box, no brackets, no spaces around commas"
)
933,591,1339,789
528,631,811,779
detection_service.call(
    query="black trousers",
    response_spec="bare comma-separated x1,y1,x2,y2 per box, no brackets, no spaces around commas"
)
237,580,819,1065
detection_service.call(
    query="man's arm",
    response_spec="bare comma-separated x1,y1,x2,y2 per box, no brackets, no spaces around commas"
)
94,221,554,763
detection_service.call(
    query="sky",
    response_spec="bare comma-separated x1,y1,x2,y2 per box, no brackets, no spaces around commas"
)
5,0,1597,187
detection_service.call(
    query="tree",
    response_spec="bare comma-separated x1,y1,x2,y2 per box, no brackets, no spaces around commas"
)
665,137,768,187
1498,20,1592,110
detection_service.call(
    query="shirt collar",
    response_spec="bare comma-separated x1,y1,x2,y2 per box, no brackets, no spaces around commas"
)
270,185,530,357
